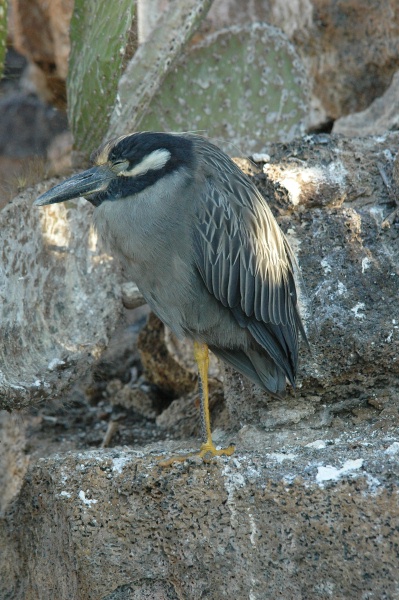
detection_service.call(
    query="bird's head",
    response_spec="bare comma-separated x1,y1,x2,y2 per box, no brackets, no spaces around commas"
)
34,132,195,207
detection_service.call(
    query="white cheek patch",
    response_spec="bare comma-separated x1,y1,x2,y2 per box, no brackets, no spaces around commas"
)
120,148,171,177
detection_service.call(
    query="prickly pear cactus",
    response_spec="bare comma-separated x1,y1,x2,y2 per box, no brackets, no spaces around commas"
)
0,0,6,80
139,23,309,154
68,0,136,153
106,0,213,139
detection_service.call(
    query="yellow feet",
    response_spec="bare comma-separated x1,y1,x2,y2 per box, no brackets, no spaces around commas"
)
198,440,235,460
158,340,235,467
158,441,235,467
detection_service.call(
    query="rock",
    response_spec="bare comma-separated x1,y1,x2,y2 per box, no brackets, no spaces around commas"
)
156,386,228,439
11,0,73,106
120,281,146,310
89,320,146,394
107,379,157,420
0,183,123,410
0,411,29,513
137,312,223,399
0,47,27,96
137,313,197,398
46,131,73,175
1,433,399,599
333,70,399,136
155,391,203,437
0,92,67,157
0,92,68,206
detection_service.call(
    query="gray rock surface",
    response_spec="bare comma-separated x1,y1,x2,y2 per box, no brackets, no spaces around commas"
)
333,70,399,136
0,184,123,410
1,429,399,600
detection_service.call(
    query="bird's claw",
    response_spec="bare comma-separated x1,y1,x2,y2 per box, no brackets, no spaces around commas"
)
158,442,235,467
198,441,235,461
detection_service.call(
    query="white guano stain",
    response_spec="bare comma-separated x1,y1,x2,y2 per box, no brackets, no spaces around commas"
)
306,440,327,449
320,258,332,274
79,490,98,507
247,509,259,547
385,442,399,456
222,462,246,529
264,161,347,207
47,358,65,371
267,452,297,463
316,458,363,483
362,257,371,273
351,303,366,320
252,153,271,163
112,456,131,474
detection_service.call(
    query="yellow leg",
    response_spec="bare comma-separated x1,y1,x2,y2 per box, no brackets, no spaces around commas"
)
194,342,235,459
159,341,235,467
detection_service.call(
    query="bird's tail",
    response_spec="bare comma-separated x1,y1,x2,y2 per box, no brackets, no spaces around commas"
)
210,346,286,398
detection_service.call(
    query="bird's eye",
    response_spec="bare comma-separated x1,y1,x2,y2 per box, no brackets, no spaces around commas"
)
112,160,130,174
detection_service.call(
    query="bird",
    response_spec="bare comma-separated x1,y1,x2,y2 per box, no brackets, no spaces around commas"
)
35,132,307,464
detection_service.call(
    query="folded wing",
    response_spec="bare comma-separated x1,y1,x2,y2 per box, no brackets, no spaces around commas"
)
193,168,306,392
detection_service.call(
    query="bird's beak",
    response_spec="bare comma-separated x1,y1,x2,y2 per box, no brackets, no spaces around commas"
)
34,165,114,206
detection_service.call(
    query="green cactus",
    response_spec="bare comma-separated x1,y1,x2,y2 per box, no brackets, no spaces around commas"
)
0,0,7,80
68,0,136,153
139,23,309,154
106,0,213,139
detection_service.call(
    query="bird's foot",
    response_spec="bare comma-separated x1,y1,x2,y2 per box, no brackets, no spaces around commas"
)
158,441,235,467
198,440,235,461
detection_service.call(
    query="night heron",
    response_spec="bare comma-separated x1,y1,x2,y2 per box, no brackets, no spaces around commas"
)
35,132,307,464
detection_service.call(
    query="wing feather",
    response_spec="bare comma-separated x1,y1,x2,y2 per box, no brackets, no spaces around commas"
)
192,141,306,386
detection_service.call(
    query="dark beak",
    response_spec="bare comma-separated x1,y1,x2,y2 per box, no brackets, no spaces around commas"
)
34,165,114,206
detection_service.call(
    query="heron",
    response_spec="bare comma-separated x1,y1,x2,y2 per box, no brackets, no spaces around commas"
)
35,132,307,464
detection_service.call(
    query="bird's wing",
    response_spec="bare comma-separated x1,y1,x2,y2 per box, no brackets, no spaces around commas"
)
193,173,304,384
